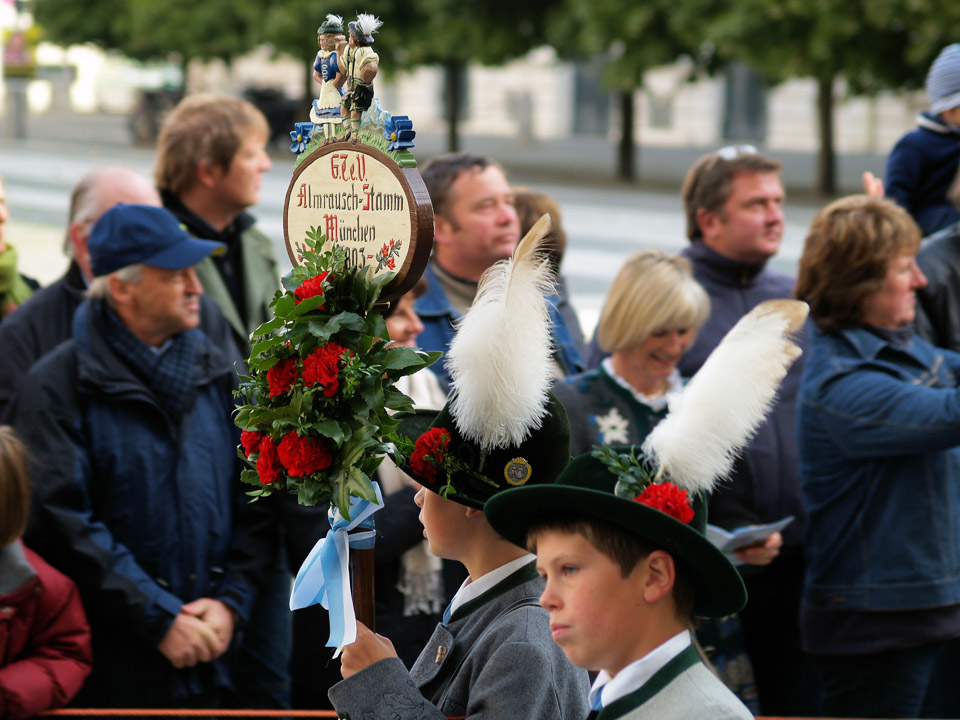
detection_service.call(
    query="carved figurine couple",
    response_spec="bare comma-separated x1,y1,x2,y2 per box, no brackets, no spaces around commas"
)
311,13,381,133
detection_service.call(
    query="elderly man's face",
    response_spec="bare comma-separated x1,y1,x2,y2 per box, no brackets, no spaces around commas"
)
122,266,204,346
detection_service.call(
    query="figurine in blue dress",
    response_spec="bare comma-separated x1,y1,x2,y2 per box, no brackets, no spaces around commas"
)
310,14,345,121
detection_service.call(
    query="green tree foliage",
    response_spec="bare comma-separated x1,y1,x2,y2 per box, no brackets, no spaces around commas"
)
549,0,699,180
34,0,260,63
260,0,555,152
33,0,128,52
675,0,960,193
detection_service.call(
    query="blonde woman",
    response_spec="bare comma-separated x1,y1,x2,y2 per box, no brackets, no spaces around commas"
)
553,250,710,456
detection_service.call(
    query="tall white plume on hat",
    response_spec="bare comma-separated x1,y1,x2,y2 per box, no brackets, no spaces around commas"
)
326,13,343,25
446,214,557,452
642,299,808,495
355,13,382,37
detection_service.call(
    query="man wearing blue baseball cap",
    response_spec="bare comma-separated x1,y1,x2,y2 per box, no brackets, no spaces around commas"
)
12,203,274,709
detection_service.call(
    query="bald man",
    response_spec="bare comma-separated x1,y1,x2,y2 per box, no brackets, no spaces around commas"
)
0,167,237,421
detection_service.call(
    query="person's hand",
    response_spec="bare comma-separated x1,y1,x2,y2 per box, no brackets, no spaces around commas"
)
339,621,398,679
157,611,221,668
863,171,885,198
182,598,236,658
734,531,783,566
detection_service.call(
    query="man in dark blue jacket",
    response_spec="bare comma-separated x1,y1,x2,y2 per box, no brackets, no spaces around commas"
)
0,167,165,422
13,204,273,708
414,153,583,388
678,146,817,717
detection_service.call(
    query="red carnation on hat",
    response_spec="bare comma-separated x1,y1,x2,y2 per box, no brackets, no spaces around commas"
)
295,272,329,305
277,431,333,477
241,429,263,457
634,482,695,524
256,436,283,485
267,358,300,398
303,342,348,397
410,428,451,483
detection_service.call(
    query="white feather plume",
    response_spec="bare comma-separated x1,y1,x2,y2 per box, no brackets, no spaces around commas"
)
355,13,382,36
326,13,343,26
447,214,557,451
642,299,808,495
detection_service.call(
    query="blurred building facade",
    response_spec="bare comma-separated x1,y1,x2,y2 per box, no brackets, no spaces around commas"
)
1,34,925,158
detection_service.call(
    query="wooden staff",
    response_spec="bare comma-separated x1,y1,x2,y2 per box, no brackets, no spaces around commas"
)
350,524,375,630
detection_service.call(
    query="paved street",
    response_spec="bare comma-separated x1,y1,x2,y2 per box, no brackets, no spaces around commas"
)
1,116,823,336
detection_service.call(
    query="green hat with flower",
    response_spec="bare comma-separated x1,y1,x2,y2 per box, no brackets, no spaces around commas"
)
485,445,745,617
396,390,570,509
395,215,571,509
486,298,811,617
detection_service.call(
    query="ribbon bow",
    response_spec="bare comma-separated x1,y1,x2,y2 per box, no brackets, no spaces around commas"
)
290,483,384,648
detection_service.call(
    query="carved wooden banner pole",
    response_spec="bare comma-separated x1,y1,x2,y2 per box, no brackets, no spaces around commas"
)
284,139,434,631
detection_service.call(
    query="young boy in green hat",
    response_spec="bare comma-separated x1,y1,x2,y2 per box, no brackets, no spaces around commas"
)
486,298,808,719
485,447,752,720
327,216,590,718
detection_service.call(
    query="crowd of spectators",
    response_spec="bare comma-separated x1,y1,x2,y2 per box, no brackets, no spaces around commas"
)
4,42,960,716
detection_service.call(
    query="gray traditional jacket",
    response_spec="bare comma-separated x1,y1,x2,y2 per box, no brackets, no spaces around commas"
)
596,645,753,720
328,560,590,719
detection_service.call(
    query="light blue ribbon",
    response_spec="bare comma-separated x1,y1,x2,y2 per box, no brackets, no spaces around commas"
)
289,482,383,648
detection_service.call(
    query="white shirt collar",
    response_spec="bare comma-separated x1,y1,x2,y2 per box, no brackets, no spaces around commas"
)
601,357,682,412
448,553,535,618
588,630,691,710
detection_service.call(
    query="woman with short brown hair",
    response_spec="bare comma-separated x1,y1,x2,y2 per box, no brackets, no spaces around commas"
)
796,195,960,718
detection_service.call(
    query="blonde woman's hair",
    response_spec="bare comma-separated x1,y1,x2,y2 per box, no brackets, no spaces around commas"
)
597,250,711,353
0,426,31,547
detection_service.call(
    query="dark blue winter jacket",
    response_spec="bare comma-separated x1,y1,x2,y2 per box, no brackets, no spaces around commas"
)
15,299,272,704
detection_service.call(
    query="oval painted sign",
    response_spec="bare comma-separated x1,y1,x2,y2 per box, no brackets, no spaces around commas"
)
284,141,433,303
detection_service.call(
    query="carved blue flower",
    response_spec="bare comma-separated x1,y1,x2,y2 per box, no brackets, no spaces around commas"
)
383,115,415,151
289,122,315,154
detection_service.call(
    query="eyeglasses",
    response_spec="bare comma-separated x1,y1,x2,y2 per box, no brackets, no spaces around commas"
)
715,144,758,160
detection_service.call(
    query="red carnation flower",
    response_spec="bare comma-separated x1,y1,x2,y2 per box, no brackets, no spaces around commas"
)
241,429,263,457
277,431,333,477
410,428,451,483
256,436,283,485
295,272,329,305
267,358,299,398
303,342,348,397
634,482,695,524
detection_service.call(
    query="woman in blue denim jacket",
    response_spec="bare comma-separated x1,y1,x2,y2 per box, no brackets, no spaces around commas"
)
795,195,960,719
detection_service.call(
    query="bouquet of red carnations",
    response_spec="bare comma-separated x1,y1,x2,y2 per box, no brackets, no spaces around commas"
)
234,226,439,517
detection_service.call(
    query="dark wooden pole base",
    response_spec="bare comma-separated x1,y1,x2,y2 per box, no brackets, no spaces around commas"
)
350,539,375,632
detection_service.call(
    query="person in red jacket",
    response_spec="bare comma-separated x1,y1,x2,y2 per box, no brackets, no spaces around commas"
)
0,425,92,719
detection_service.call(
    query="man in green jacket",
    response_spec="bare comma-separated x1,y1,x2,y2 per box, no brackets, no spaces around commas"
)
155,93,278,352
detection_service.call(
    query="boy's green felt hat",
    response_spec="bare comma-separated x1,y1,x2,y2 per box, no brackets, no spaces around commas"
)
484,446,747,617
395,390,571,510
